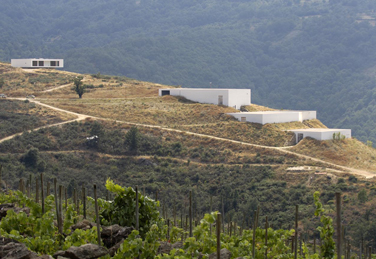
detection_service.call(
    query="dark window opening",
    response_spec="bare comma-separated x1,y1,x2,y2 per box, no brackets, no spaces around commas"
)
56,61,60,66
38,61,44,66
32,61,37,66
51,61,56,66
161,90,170,96
297,133,304,142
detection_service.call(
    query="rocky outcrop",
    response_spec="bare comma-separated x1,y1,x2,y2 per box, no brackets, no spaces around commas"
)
0,203,30,221
0,237,40,259
208,248,232,259
101,224,133,248
71,220,94,231
53,244,108,259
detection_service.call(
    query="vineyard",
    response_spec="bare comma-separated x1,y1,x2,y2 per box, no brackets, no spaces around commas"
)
0,171,369,259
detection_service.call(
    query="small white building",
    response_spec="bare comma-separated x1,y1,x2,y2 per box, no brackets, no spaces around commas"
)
11,58,64,68
289,128,351,143
159,88,251,109
227,110,317,124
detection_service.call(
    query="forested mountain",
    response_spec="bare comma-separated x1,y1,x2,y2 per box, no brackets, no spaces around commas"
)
2,0,376,144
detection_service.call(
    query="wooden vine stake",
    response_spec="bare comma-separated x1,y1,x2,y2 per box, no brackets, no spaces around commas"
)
41,173,44,214
136,186,139,231
189,190,193,237
336,192,342,259
0,164,2,193
265,216,269,259
46,181,50,197
59,185,63,232
314,236,316,254
94,184,101,246
173,204,176,227
65,188,68,209
54,179,61,235
36,177,39,203
252,211,257,258
216,212,221,259
295,205,298,259
82,186,86,219
210,195,213,235
221,197,225,233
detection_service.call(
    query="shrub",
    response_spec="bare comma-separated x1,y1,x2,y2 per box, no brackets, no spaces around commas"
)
100,179,160,237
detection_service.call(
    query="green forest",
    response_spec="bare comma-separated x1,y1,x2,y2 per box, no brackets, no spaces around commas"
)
2,0,376,144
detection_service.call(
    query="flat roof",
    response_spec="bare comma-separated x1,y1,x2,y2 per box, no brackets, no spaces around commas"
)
161,88,249,91
289,128,351,132
227,110,315,115
11,58,63,61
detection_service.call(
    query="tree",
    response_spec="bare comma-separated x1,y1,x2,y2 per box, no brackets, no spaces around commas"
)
358,189,367,203
125,127,139,154
21,147,39,167
0,78,4,88
73,76,84,98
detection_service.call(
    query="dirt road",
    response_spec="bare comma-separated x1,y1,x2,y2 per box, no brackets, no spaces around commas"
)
1,98,374,179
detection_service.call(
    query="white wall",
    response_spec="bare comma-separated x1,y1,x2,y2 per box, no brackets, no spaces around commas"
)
290,129,352,143
11,59,32,67
227,111,315,124
227,89,251,109
11,59,64,68
159,88,251,109
300,111,317,121
261,112,300,124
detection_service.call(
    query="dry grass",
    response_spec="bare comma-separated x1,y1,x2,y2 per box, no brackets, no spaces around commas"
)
290,137,376,171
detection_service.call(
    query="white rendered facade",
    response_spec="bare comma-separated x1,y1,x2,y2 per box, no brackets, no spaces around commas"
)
226,111,317,124
158,88,251,109
289,128,351,143
11,59,64,68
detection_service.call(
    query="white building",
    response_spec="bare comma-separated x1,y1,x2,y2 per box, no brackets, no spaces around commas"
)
159,88,251,109
11,58,64,68
227,110,317,124
289,128,351,144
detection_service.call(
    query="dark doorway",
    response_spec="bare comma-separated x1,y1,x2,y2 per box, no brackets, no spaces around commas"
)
297,133,304,143
161,90,170,96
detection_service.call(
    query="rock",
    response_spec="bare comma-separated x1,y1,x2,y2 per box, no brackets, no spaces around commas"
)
54,244,108,259
0,237,39,259
71,220,93,231
158,241,172,255
101,225,133,248
137,158,157,167
172,241,183,250
0,203,30,221
208,248,232,259
108,239,124,257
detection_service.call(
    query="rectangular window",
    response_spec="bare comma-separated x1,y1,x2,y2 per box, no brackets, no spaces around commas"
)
50,61,56,66
161,90,170,96
218,95,223,105
32,61,37,66
56,61,60,66
38,61,44,66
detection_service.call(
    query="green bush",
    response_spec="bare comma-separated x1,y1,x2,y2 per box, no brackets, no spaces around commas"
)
100,179,160,237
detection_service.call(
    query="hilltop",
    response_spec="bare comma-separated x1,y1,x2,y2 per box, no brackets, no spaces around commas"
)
1,65,376,249
2,0,376,146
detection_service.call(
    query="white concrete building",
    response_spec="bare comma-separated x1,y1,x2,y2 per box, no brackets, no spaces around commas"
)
159,88,251,109
227,110,317,124
11,59,64,68
289,128,351,144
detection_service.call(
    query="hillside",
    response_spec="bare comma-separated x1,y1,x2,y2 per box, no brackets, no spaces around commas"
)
1,0,376,145
1,67,376,252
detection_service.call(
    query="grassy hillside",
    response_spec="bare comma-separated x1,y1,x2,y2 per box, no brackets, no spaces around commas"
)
2,0,376,145
1,67,376,250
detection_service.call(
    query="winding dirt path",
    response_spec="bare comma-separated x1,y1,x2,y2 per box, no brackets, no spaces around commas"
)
1,98,375,179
